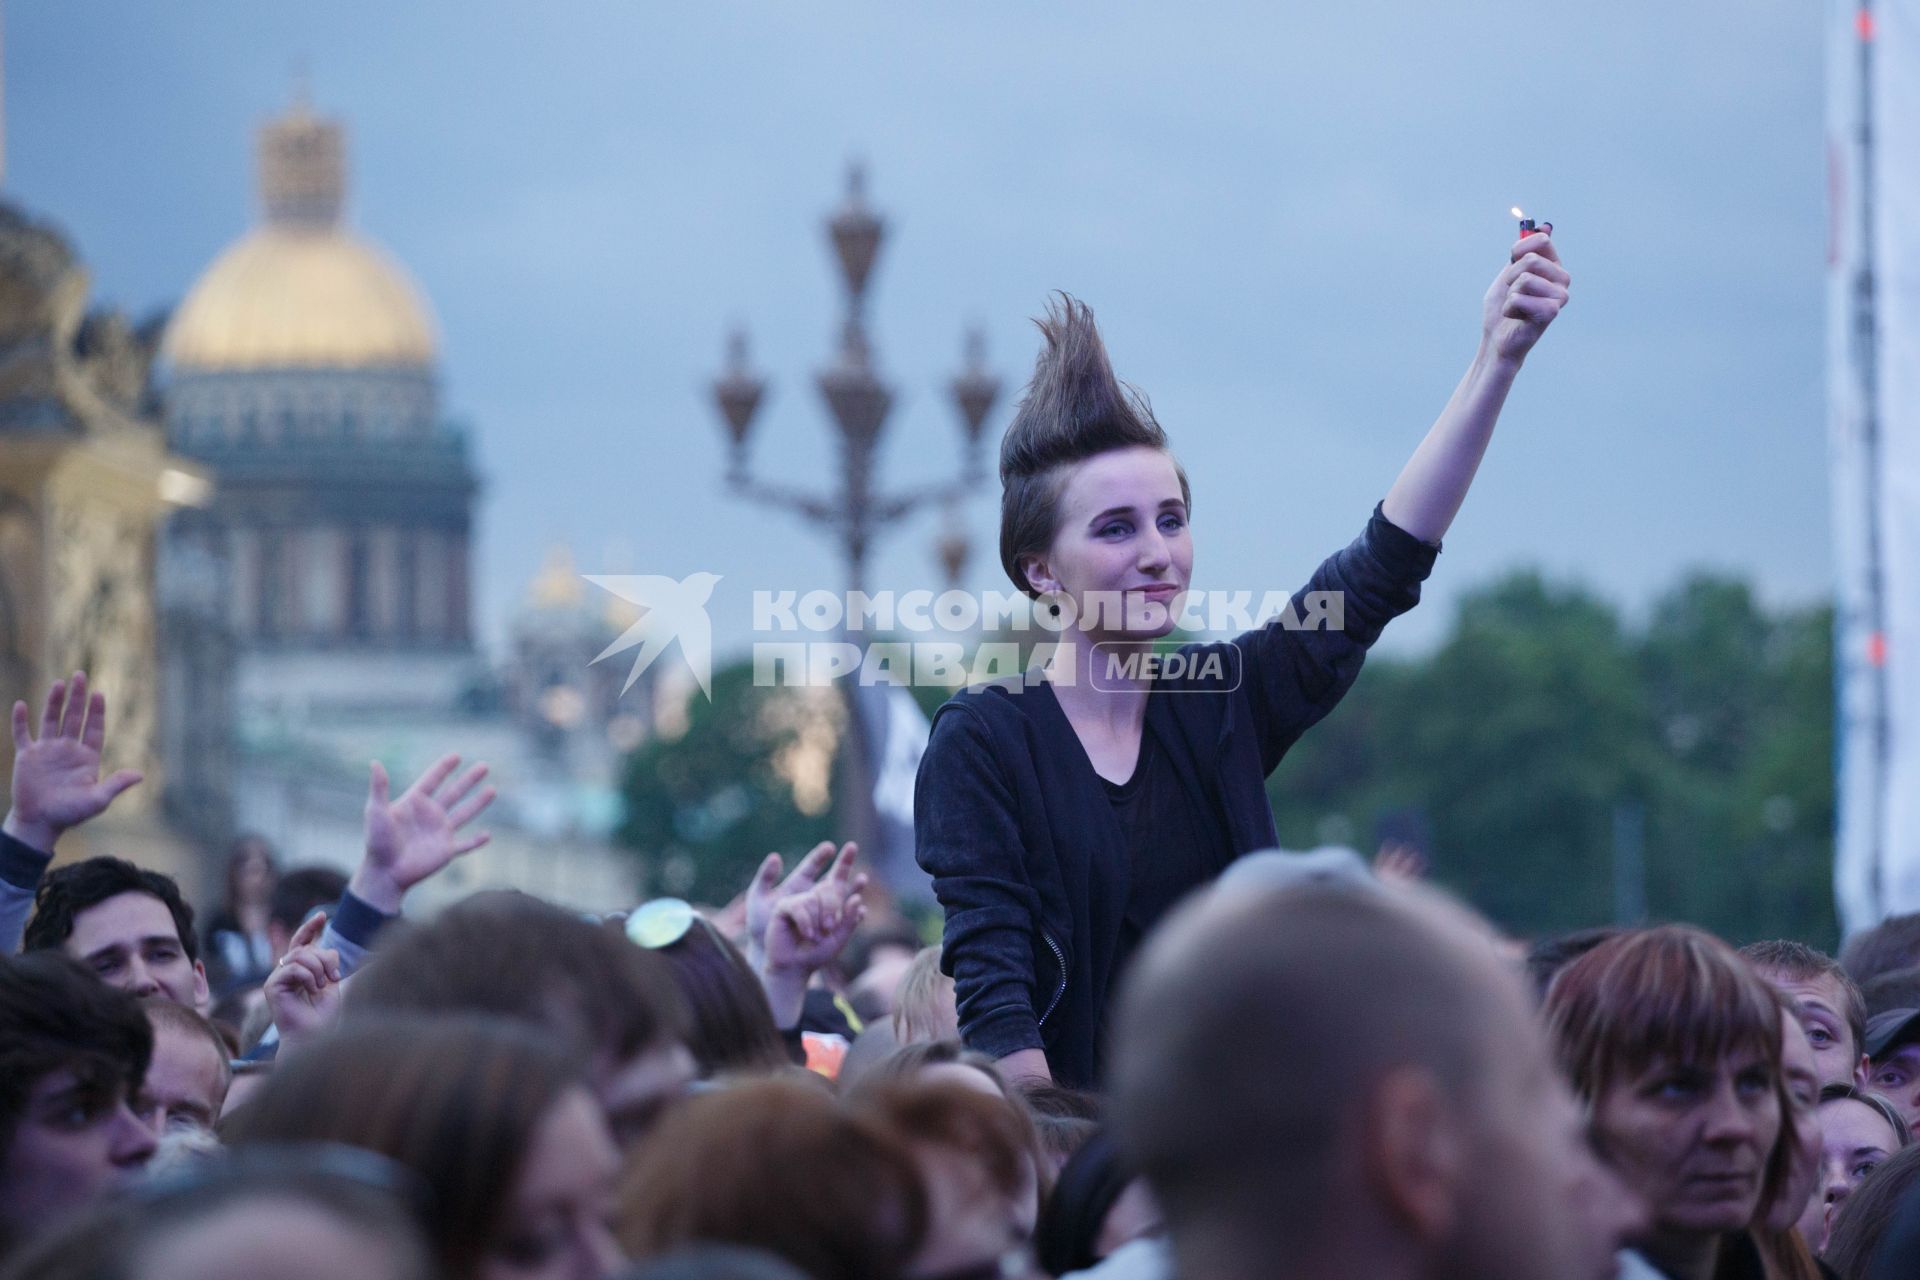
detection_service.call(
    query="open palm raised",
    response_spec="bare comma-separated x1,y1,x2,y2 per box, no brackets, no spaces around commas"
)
4,671,143,851
353,753,496,912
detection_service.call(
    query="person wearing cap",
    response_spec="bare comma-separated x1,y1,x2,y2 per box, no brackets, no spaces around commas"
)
1865,1009,1920,1130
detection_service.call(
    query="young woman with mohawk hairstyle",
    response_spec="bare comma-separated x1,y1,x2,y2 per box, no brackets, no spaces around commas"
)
913,231,1571,1089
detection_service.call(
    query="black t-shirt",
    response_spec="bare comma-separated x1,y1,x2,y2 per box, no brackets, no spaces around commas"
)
1101,723,1220,999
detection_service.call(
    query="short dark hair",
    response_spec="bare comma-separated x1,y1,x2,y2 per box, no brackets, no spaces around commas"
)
1861,966,1920,1020
1742,938,1869,1056
997,294,1190,599
23,856,199,964
1842,912,1920,988
347,890,687,1066
1524,926,1625,1002
268,866,349,933
0,952,153,1155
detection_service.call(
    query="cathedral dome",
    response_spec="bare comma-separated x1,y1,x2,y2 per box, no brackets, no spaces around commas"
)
163,99,437,372
165,226,436,371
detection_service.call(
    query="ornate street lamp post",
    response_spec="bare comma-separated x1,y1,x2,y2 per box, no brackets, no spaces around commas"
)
713,164,1000,875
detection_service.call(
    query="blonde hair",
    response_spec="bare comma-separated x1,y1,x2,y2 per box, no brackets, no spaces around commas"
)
891,946,956,1045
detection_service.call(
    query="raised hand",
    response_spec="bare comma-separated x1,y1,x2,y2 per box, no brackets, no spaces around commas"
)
763,842,868,980
4,671,143,852
757,843,867,1030
263,911,344,1050
1483,233,1571,365
744,839,841,968
1372,840,1429,885
351,753,495,913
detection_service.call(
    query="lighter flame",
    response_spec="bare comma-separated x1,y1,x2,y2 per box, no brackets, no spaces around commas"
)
1510,206,1526,220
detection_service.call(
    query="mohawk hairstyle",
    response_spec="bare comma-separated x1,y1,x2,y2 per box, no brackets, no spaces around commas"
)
997,294,1190,598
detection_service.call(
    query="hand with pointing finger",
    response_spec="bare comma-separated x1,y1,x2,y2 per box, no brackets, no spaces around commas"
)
263,911,344,1050
349,753,496,914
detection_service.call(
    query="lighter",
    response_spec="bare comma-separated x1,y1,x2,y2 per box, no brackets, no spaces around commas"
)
1511,206,1553,237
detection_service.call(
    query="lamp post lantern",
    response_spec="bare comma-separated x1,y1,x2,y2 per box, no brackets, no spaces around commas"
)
712,163,1000,879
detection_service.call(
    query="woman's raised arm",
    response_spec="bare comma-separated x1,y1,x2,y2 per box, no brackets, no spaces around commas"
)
1381,233,1570,545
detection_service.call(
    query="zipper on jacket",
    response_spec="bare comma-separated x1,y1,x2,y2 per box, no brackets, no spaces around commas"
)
1037,933,1067,1027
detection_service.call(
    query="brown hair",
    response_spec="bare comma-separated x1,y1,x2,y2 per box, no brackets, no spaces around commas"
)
1825,1140,1920,1278
1741,938,1868,1059
224,1014,578,1278
345,890,687,1066
654,916,792,1077
1545,926,1791,1217
997,294,1189,598
855,1079,1032,1208
617,1079,926,1280
1547,926,1784,1106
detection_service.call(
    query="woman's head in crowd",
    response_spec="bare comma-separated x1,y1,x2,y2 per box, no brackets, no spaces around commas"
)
0,953,156,1256
1796,1083,1911,1253
228,1014,622,1280
1547,925,1787,1246
636,908,791,1079
856,1081,1037,1280
345,890,695,1146
618,1078,927,1280
1824,1140,1920,1277
998,295,1191,641
221,835,277,916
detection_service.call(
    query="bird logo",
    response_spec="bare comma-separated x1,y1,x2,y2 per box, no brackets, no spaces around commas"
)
584,572,723,700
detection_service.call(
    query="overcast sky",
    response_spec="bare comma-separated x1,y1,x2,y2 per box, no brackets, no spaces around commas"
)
9,1,1833,663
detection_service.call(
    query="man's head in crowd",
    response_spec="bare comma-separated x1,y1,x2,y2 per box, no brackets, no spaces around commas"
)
1109,881,1639,1280
1842,910,1920,987
266,867,348,960
0,953,157,1257
1861,965,1920,1019
228,1014,623,1280
1548,926,1787,1268
22,857,208,1012
1864,1009,1920,1130
346,890,694,1146
136,999,231,1134
1742,938,1868,1088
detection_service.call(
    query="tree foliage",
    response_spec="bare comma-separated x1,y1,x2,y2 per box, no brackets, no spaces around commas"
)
617,663,842,905
1268,570,1837,947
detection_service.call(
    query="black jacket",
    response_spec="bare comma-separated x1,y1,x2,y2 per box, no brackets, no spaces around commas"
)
913,505,1437,1087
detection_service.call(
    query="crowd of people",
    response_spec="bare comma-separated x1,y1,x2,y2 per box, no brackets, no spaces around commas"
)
9,672,1920,1280
11,237,1920,1279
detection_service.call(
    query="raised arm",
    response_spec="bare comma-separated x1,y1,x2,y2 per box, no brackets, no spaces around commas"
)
2,672,144,952
318,753,497,976
1381,233,1570,544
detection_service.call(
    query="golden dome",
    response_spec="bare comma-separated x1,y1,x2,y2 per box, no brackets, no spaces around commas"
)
163,98,438,372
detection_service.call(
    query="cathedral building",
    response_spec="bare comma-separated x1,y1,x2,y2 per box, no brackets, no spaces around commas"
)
162,98,479,725
151,96,644,910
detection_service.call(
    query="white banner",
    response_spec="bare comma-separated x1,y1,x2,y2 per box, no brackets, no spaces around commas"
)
1832,0,1920,932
